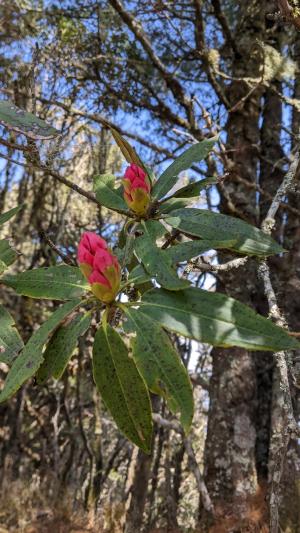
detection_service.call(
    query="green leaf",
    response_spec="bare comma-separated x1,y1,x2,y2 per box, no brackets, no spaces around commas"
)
158,198,191,214
0,259,7,275
0,299,82,402
165,239,237,263
124,308,194,433
0,239,18,268
127,240,234,284
108,126,144,167
0,305,23,364
134,221,190,291
92,324,153,452
137,220,167,240
152,138,217,200
93,174,130,214
1,265,88,300
140,288,300,351
0,205,22,226
172,176,217,198
128,264,152,285
166,209,283,256
36,312,91,383
0,100,59,140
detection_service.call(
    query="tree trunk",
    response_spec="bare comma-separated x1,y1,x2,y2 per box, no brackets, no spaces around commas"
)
201,2,272,527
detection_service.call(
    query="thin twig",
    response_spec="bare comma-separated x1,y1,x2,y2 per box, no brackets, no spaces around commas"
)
262,149,300,234
40,230,76,266
0,151,98,204
185,256,248,274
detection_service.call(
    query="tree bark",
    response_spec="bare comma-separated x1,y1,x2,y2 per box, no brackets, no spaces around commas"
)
201,1,272,527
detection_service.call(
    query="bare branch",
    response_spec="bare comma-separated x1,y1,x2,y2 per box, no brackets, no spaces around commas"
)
210,0,239,56
0,151,99,205
262,148,300,234
185,256,248,274
40,230,76,266
108,0,195,124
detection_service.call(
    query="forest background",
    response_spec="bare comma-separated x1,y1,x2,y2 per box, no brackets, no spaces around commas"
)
0,1,300,532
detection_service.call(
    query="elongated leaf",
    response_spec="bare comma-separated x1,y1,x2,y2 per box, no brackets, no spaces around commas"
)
0,299,82,402
158,198,191,214
134,221,190,290
1,265,88,300
128,239,235,284
108,126,144,167
152,138,217,200
172,176,217,198
0,306,23,364
0,100,59,140
140,288,300,351
0,205,22,226
124,308,193,433
165,239,236,263
93,174,129,214
0,239,18,268
36,312,91,383
92,324,153,452
166,209,283,256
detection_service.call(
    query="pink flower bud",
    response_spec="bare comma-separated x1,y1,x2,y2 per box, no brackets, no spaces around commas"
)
77,232,121,304
88,249,121,304
77,232,108,279
123,164,151,216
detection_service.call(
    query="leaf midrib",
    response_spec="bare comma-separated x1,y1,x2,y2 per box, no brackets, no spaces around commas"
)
94,179,129,213
126,309,185,411
104,328,146,444
0,300,82,401
139,299,291,347
3,273,88,290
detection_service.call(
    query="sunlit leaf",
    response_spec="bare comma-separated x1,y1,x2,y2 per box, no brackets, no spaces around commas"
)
166,209,283,256
0,100,59,140
140,288,300,351
1,265,88,300
93,174,129,214
108,126,144,167
152,137,217,200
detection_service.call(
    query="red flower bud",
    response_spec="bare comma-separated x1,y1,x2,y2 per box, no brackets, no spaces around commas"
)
123,163,151,216
77,232,108,279
77,232,121,303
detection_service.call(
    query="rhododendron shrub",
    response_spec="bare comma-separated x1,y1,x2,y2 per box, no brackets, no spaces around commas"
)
0,112,299,452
